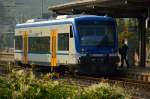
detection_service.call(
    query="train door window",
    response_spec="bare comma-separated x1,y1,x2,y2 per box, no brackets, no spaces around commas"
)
15,36,22,50
58,33,69,51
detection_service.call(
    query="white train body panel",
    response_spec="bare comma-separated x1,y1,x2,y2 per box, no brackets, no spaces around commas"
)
15,21,77,66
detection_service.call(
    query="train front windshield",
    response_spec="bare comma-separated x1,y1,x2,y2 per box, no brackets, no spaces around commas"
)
77,20,115,48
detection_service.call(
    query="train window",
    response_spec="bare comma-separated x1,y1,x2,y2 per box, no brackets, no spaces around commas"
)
15,36,22,50
29,37,50,53
58,33,69,51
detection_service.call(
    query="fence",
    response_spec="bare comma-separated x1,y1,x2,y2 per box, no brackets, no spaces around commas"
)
0,32,14,53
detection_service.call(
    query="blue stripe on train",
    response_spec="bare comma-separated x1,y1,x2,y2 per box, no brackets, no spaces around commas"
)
28,61,50,66
15,52,69,55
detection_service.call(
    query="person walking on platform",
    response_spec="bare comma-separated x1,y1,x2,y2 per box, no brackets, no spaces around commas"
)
119,39,129,68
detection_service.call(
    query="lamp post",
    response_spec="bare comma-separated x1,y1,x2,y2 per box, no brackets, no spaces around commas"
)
42,0,44,18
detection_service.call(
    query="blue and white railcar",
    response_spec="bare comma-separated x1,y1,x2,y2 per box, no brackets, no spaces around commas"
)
15,15,119,75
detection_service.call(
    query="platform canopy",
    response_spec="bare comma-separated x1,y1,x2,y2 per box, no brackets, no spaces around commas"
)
48,0,150,18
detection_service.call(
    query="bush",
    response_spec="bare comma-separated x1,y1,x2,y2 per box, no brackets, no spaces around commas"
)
79,83,124,99
0,69,126,99
0,76,12,99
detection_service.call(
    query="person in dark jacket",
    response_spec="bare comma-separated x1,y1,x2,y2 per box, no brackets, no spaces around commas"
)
120,39,129,68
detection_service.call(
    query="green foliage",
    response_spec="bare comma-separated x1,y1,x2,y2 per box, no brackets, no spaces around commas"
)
79,83,125,99
117,18,139,49
118,31,135,47
0,76,12,99
0,69,126,99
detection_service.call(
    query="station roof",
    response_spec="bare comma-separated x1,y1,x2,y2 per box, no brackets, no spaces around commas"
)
48,0,150,18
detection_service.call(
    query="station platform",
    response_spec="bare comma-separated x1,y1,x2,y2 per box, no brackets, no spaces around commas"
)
117,66,150,82
118,66,150,73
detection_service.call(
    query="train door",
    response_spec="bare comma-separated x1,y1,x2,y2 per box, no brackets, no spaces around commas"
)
23,31,28,64
50,24,75,67
68,25,75,64
51,29,57,69
56,24,75,65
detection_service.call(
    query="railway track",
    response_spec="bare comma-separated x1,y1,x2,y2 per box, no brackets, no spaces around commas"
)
0,52,14,62
71,74,150,87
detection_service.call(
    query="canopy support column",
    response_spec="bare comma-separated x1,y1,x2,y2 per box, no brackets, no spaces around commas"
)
138,17,146,67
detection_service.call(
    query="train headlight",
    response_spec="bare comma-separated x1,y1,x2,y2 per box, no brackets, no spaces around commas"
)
81,48,85,52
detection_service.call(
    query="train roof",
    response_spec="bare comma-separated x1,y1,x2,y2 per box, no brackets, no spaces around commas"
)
15,15,115,29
